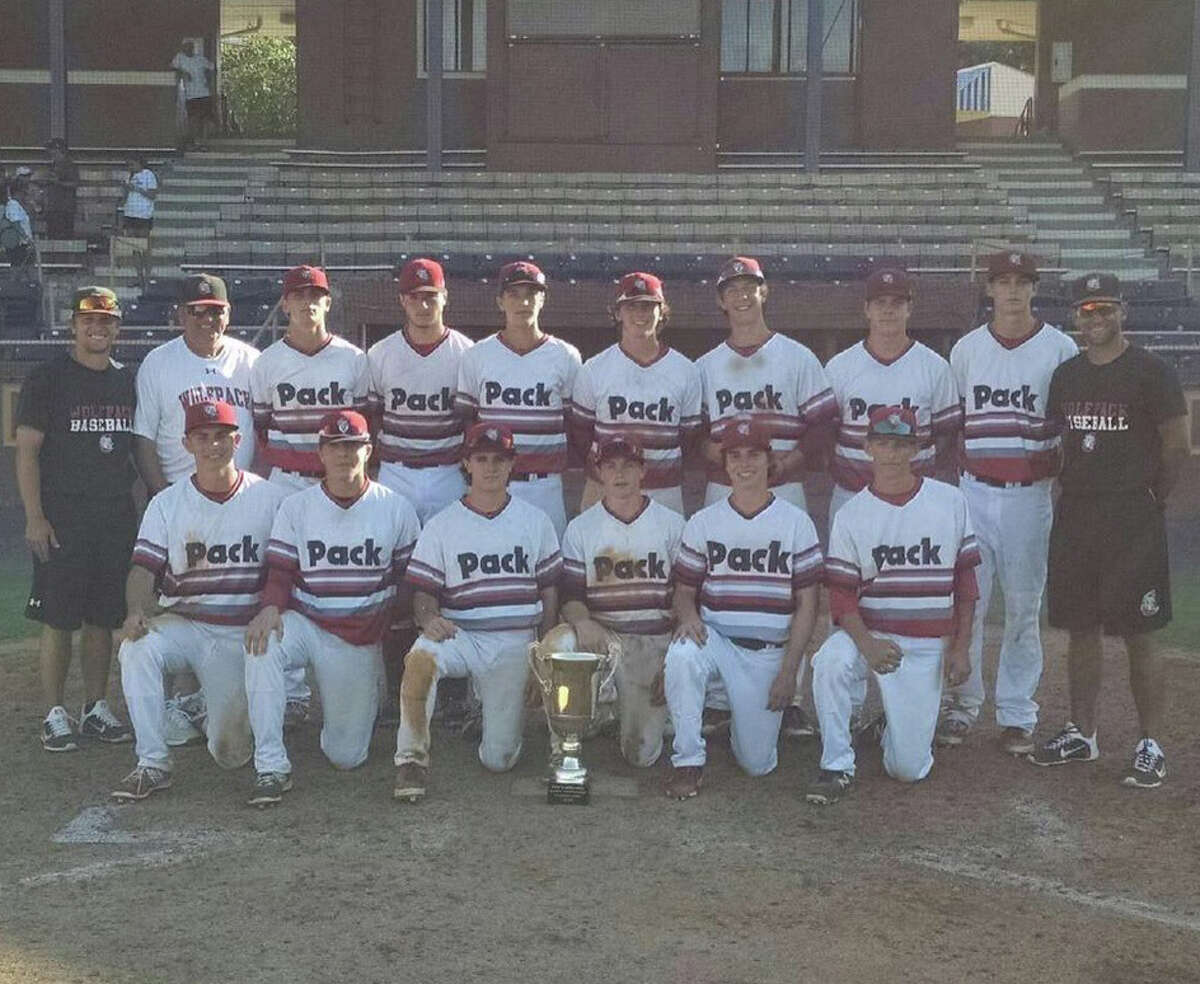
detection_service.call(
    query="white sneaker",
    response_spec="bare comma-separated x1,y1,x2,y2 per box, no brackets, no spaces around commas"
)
164,695,204,747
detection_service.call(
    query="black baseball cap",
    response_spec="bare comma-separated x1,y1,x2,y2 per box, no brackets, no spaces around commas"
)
179,273,230,307
1072,273,1122,306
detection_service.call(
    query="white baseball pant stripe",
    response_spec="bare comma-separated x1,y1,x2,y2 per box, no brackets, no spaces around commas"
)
395,626,533,772
508,474,567,539
944,476,1052,731
378,461,466,525
119,615,252,772
705,480,806,512
812,629,944,782
665,630,784,776
245,611,383,775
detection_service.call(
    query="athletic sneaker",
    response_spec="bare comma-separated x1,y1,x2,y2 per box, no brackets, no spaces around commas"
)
282,698,310,731
805,769,854,805
248,771,293,807
852,711,886,748
79,700,132,744
999,727,1035,756
781,705,818,738
664,765,703,800
164,694,205,747
112,766,172,802
42,705,80,753
393,762,428,802
1121,738,1167,789
1029,722,1099,766
934,715,970,747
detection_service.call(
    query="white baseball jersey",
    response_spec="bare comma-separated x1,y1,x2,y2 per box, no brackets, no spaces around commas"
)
697,333,838,487
561,497,686,635
132,334,258,482
825,339,961,492
406,495,561,632
570,344,702,490
366,327,473,468
250,335,369,475
951,323,1077,484
674,495,823,645
131,471,287,625
264,480,419,645
455,333,581,475
825,478,980,638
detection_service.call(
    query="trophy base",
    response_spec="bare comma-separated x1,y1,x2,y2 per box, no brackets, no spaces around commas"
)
546,778,590,805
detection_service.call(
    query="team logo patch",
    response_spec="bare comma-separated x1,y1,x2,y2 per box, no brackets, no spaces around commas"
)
1082,432,1097,453
337,417,351,434
1009,252,1022,266
882,272,894,284
737,422,750,436
98,434,114,454
635,278,645,291
732,262,745,274
1086,276,1101,291
203,403,218,418
197,280,212,296
1140,589,1160,617
486,428,500,442
888,413,902,427
417,267,430,281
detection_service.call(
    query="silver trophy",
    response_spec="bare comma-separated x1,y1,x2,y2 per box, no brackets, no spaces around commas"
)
528,648,616,804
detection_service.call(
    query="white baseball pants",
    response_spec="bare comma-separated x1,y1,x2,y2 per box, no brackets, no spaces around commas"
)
119,615,252,772
245,611,382,775
395,626,533,772
812,629,944,782
509,474,567,538
944,476,1052,731
665,630,785,776
705,480,806,512
378,461,466,525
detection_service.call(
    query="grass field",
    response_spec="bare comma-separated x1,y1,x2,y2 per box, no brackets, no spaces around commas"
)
0,563,34,641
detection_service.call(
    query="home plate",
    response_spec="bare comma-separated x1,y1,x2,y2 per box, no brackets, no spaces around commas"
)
511,776,639,799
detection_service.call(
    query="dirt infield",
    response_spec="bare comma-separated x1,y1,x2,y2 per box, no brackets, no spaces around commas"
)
1,624,1198,984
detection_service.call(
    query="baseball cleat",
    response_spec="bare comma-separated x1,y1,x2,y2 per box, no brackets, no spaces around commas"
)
282,698,310,731
79,700,133,744
781,705,818,738
1121,738,1166,788
42,706,80,753
248,771,293,807
664,765,703,800
999,727,1035,756
1028,723,1099,767
164,694,205,747
393,762,428,802
805,769,853,806
934,716,970,747
112,766,172,802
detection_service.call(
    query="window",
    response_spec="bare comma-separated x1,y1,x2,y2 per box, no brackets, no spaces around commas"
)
506,0,701,38
417,0,486,76
721,0,857,75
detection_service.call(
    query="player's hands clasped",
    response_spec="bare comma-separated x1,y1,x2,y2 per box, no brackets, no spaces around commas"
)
766,667,797,711
418,615,458,643
863,635,903,674
244,605,284,655
673,614,708,646
25,515,59,563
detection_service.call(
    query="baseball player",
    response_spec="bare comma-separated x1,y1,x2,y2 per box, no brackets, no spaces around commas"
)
393,423,561,802
546,436,685,767
695,256,838,512
662,416,823,799
242,410,419,806
824,267,961,521
570,272,702,515
250,264,369,721
939,251,1078,755
807,406,980,805
368,257,473,524
1034,273,1189,788
111,401,287,801
455,261,581,537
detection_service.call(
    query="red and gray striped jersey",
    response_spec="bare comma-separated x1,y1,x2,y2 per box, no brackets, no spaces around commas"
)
455,333,581,475
250,335,369,474
674,495,823,645
367,327,473,468
825,339,961,492
950,323,1077,484
406,495,561,632
825,478,980,638
132,472,287,626
561,496,685,635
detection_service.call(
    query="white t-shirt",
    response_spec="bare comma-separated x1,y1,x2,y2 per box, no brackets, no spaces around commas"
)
171,51,213,99
123,169,158,220
133,334,259,484
4,197,33,239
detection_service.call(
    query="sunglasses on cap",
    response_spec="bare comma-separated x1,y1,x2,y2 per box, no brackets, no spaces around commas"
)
76,294,120,314
1076,301,1122,316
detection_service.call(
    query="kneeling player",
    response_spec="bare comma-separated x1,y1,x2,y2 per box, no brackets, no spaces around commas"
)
662,417,822,799
807,406,979,805
243,411,419,806
113,401,287,801
393,423,561,802
546,436,685,767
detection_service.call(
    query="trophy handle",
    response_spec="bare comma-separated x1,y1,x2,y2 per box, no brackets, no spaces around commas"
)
527,643,552,695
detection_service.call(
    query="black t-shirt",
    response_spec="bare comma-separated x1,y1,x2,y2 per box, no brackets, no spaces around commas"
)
15,352,137,500
1047,344,1186,497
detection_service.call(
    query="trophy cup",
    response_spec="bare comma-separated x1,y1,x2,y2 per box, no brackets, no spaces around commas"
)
528,648,615,805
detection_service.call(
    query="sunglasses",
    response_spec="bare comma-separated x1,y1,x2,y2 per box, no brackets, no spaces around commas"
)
75,294,120,314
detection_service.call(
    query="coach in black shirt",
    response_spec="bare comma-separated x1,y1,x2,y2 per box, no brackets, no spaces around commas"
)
15,287,138,752
1030,273,1189,788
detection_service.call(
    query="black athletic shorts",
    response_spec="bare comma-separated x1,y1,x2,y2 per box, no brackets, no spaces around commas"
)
26,495,137,631
1047,489,1171,637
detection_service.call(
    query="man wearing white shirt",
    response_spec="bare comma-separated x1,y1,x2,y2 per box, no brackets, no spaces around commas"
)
121,157,158,237
171,39,215,148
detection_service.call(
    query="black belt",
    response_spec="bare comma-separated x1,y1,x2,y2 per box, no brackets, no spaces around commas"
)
968,474,1033,489
729,636,780,651
511,472,551,482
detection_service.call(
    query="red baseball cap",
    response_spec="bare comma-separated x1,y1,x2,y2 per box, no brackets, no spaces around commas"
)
497,261,547,290
184,400,238,434
865,267,914,301
716,256,765,289
866,405,919,439
396,258,445,293
317,410,371,444
721,415,772,452
594,435,645,464
615,272,664,304
463,422,517,456
283,265,330,296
